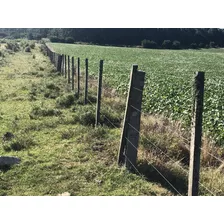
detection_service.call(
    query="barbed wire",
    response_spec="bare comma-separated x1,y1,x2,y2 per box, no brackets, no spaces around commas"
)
126,114,216,196
124,137,183,195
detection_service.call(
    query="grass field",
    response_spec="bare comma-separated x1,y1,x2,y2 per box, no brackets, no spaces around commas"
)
49,43,224,147
0,40,224,196
0,40,176,196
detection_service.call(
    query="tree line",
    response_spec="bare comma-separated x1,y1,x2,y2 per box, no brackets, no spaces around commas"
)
0,28,224,49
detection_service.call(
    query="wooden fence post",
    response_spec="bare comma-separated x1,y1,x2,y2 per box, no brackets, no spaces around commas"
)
188,71,205,196
68,56,71,84
64,55,67,78
118,65,145,170
61,54,64,75
95,60,103,127
84,58,88,105
71,57,75,91
77,57,80,98
57,54,62,72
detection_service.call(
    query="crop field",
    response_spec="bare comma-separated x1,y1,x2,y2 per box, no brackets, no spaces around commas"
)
49,43,224,147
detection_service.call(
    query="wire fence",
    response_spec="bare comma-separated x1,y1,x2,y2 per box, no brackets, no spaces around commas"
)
44,43,224,196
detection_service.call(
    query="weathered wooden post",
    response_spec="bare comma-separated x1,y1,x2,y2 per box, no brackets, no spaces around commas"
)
57,54,63,72
77,57,80,98
84,58,88,105
68,56,71,84
188,71,205,196
64,55,67,78
95,60,104,127
118,65,145,171
72,57,75,91
61,54,64,75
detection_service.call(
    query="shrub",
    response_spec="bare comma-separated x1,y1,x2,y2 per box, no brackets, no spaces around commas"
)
199,43,205,48
190,43,198,49
6,41,20,52
56,94,75,108
65,37,74,44
29,42,35,49
29,105,62,119
3,133,35,152
49,36,60,43
141,39,158,49
44,82,61,99
162,40,172,49
27,33,34,40
209,41,216,48
172,40,181,49
25,47,31,52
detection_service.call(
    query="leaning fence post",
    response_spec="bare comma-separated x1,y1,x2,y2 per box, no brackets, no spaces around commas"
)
68,56,71,84
77,57,80,98
118,65,145,170
188,71,205,196
71,57,75,91
84,58,88,105
95,60,104,127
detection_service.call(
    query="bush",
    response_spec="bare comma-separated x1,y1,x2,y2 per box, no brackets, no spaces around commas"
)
65,37,74,44
3,132,35,151
199,43,205,48
56,94,75,108
29,42,35,49
29,105,62,119
209,41,216,48
50,36,60,43
172,40,181,49
44,82,61,99
25,47,31,52
6,41,20,52
162,40,172,49
190,43,198,49
27,33,34,40
141,39,158,49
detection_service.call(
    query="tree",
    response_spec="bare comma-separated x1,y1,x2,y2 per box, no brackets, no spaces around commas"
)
172,40,181,49
162,40,172,49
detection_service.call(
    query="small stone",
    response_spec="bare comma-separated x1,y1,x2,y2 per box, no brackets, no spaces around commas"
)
57,192,71,196
0,156,21,166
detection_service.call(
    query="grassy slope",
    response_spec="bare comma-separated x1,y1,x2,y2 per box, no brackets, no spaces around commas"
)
0,43,172,196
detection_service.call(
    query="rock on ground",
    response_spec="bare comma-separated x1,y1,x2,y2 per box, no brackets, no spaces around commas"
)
0,156,21,166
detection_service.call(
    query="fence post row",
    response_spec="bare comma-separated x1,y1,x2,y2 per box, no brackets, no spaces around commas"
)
95,60,104,127
118,65,145,170
188,71,205,196
84,58,88,105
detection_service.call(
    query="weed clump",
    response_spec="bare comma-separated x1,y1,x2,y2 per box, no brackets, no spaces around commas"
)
29,105,62,119
56,94,75,108
2,132,35,152
44,82,61,99
25,47,31,53
72,104,121,128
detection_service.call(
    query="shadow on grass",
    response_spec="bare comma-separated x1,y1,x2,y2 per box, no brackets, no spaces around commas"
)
0,165,11,173
136,161,188,196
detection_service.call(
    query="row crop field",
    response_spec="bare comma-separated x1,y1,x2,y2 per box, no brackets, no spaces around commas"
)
49,43,224,146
